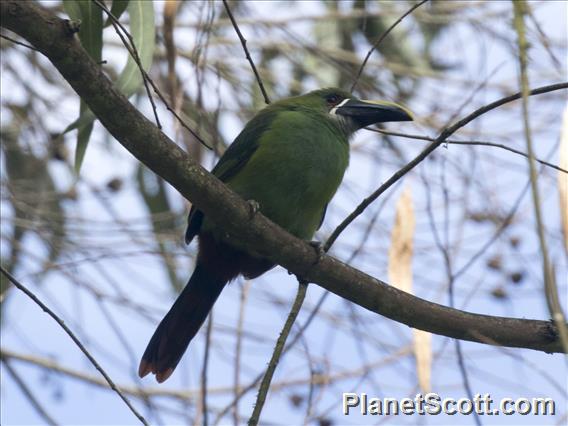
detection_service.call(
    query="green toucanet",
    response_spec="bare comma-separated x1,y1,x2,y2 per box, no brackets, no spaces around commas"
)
139,88,413,382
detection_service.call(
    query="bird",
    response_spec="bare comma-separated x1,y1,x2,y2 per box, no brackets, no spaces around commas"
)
138,87,413,382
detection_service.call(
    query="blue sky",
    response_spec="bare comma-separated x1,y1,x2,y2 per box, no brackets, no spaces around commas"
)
1,1,567,425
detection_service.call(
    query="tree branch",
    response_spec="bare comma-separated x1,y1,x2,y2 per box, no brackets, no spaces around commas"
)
0,266,149,425
350,0,429,93
222,0,271,104
249,282,307,425
1,0,565,355
368,128,568,174
2,357,57,426
325,81,568,251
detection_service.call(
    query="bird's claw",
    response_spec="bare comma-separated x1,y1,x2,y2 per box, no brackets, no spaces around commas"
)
247,199,260,219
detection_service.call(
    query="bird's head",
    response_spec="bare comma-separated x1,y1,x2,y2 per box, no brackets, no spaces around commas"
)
287,87,413,136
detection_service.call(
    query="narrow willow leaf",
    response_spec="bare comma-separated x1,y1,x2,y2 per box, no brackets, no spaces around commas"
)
62,0,81,22
77,1,103,61
115,0,156,98
105,0,130,27
64,0,155,172
73,1,103,172
74,121,94,173
560,105,568,253
388,187,431,393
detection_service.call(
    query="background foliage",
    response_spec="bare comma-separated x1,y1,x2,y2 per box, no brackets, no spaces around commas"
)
1,1,566,425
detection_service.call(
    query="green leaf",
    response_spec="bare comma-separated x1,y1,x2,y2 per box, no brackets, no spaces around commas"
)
115,0,155,97
64,0,155,172
63,0,104,171
77,1,103,61
62,0,81,21
105,0,130,27
74,120,94,173
77,1,102,170
63,1,103,61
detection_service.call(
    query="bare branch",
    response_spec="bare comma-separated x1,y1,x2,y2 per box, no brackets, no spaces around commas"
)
222,0,271,104
1,358,57,426
369,128,568,174
325,82,568,251
248,282,307,425
201,314,214,426
91,0,212,150
0,32,38,51
0,266,149,426
512,0,568,353
91,0,161,129
350,0,429,93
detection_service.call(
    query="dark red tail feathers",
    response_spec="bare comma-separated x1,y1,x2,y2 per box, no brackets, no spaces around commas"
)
139,232,274,383
138,263,226,383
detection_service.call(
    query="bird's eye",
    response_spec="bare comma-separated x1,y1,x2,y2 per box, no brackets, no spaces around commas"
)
326,94,341,105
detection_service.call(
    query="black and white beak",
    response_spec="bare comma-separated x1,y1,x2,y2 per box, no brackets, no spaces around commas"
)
332,98,413,128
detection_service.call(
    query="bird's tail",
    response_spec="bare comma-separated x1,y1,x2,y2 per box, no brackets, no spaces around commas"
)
138,263,226,382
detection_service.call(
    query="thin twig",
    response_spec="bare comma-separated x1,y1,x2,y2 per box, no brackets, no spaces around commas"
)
213,286,330,424
324,81,568,251
3,346,409,402
0,266,149,426
234,281,250,426
512,1,568,354
145,71,213,149
1,348,192,399
92,0,212,149
297,332,316,425
0,33,39,51
455,341,482,424
222,0,270,104
368,128,568,174
453,179,530,281
422,173,482,426
2,357,57,426
91,0,161,129
201,314,214,426
163,0,181,119
526,4,563,73
248,282,308,425
350,0,429,93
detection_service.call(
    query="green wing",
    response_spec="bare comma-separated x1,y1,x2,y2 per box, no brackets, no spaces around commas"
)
211,109,278,181
185,108,278,244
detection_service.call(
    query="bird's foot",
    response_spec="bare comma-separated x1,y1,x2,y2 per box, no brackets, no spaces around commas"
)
246,199,260,219
308,240,325,265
